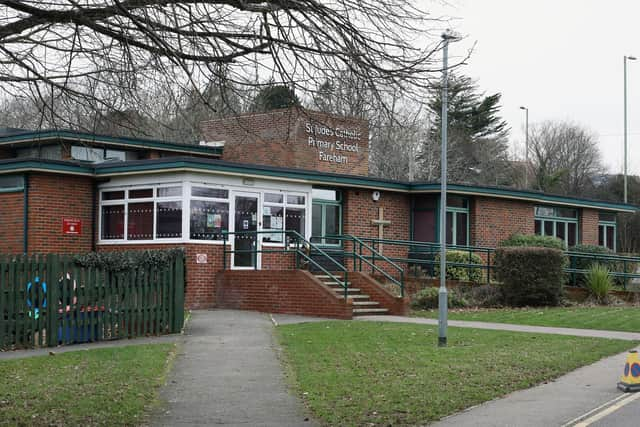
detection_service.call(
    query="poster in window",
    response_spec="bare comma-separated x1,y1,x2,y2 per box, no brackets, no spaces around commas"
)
207,213,215,228
263,206,271,216
272,216,283,229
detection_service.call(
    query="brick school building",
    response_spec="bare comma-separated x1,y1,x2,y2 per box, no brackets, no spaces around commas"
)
0,108,634,318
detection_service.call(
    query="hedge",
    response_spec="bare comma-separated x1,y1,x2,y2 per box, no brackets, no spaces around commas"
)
500,234,565,250
494,246,566,306
568,244,636,287
434,250,484,284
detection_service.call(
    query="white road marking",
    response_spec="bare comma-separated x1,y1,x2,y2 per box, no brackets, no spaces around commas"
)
561,393,631,427
572,392,640,426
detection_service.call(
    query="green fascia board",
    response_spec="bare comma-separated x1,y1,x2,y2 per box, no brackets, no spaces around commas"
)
409,183,636,213
0,130,222,156
95,159,410,191
0,159,93,175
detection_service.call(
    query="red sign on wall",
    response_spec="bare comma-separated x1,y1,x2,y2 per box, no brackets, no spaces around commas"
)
63,218,82,235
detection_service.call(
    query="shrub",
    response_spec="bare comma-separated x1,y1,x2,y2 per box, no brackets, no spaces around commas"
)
494,247,566,307
411,287,468,310
433,250,484,284
568,244,635,287
500,234,565,250
462,284,505,308
73,248,184,272
584,264,613,303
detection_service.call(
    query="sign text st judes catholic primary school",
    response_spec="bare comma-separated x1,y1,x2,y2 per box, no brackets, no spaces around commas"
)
305,122,362,164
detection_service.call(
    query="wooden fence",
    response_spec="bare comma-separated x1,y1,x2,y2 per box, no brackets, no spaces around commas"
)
0,252,185,350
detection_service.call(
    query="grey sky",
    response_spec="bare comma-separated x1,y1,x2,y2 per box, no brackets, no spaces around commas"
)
425,0,640,175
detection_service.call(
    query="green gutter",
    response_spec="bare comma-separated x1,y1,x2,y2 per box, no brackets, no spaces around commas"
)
0,130,222,157
0,160,93,175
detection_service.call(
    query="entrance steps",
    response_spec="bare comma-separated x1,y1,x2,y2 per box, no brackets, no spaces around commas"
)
314,274,389,316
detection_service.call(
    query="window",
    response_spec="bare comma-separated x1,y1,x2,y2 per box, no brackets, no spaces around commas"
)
311,188,341,245
71,145,134,163
0,175,24,192
100,185,183,241
190,186,229,241
598,212,616,251
262,192,306,243
442,196,469,245
534,205,578,248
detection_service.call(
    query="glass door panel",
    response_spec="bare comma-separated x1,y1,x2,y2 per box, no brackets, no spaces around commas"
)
233,194,259,268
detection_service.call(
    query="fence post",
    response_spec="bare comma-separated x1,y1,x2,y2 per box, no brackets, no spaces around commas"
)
172,252,185,334
46,254,59,347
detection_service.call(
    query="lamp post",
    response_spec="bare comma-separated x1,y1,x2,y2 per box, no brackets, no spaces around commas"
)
520,106,529,188
624,55,636,204
439,31,456,347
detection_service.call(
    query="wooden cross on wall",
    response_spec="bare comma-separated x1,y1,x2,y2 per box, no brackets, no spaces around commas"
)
371,207,391,254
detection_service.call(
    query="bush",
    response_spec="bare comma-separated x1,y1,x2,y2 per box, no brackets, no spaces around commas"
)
411,287,468,310
462,284,505,308
73,248,184,272
500,234,565,250
568,244,636,287
495,247,566,307
433,250,484,284
584,264,613,303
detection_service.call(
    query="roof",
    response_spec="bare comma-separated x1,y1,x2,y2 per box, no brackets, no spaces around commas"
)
0,129,222,157
0,156,635,213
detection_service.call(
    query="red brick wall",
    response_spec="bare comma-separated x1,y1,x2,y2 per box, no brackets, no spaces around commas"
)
216,269,353,319
471,196,535,248
28,173,94,254
202,108,369,176
580,208,600,245
0,191,24,253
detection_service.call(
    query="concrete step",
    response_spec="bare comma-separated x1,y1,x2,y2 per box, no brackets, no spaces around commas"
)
323,281,351,287
332,288,361,293
353,308,389,315
348,294,370,300
314,274,345,280
352,301,380,306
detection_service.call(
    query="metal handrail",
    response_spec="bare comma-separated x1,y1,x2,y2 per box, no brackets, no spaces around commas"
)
222,230,349,299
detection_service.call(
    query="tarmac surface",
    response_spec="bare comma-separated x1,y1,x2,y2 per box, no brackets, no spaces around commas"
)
151,310,317,427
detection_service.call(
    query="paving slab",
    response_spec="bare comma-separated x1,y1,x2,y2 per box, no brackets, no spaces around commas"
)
151,309,317,427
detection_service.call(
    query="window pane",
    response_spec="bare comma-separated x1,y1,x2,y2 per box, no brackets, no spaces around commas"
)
606,226,615,251
127,202,154,240
325,205,340,244
599,212,616,222
0,175,23,189
105,150,126,161
311,204,322,243
598,225,605,247
286,208,306,236
157,186,182,197
129,188,153,199
102,190,124,201
156,201,182,239
190,200,229,240
414,196,437,210
447,196,467,209
287,195,306,205
191,187,228,199
446,211,453,244
544,221,553,236
262,206,284,243
535,206,555,217
312,188,339,201
535,219,542,235
555,222,566,241
264,193,283,204
71,146,103,162
556,208,577,218
101,205,124,239
456,212,468,245
568,222,577,247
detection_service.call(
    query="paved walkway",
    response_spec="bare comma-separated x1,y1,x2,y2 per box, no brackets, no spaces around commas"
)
355,315,640,341
151,310,317,427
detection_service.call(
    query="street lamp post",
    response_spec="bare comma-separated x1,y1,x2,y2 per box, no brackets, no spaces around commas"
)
438,31,455,347
520,106,529,188
624,55,636,204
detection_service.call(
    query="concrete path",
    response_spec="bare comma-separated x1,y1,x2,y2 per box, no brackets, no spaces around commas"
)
356,315,640,341
151,310,317,427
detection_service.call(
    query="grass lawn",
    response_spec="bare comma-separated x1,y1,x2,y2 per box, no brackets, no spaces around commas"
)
277,322,636,426
413,306,640,332
0,343,175,426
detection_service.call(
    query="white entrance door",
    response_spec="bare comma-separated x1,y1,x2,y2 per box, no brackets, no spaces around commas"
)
232,192,260,269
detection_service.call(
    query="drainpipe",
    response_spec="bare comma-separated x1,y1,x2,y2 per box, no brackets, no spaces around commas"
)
91,180,97,251
23,173,29,254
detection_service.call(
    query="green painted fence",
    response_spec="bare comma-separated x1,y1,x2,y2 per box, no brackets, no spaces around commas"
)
0,252,184,350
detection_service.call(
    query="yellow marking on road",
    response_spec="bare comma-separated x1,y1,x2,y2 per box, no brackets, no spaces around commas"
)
573,392,640,426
